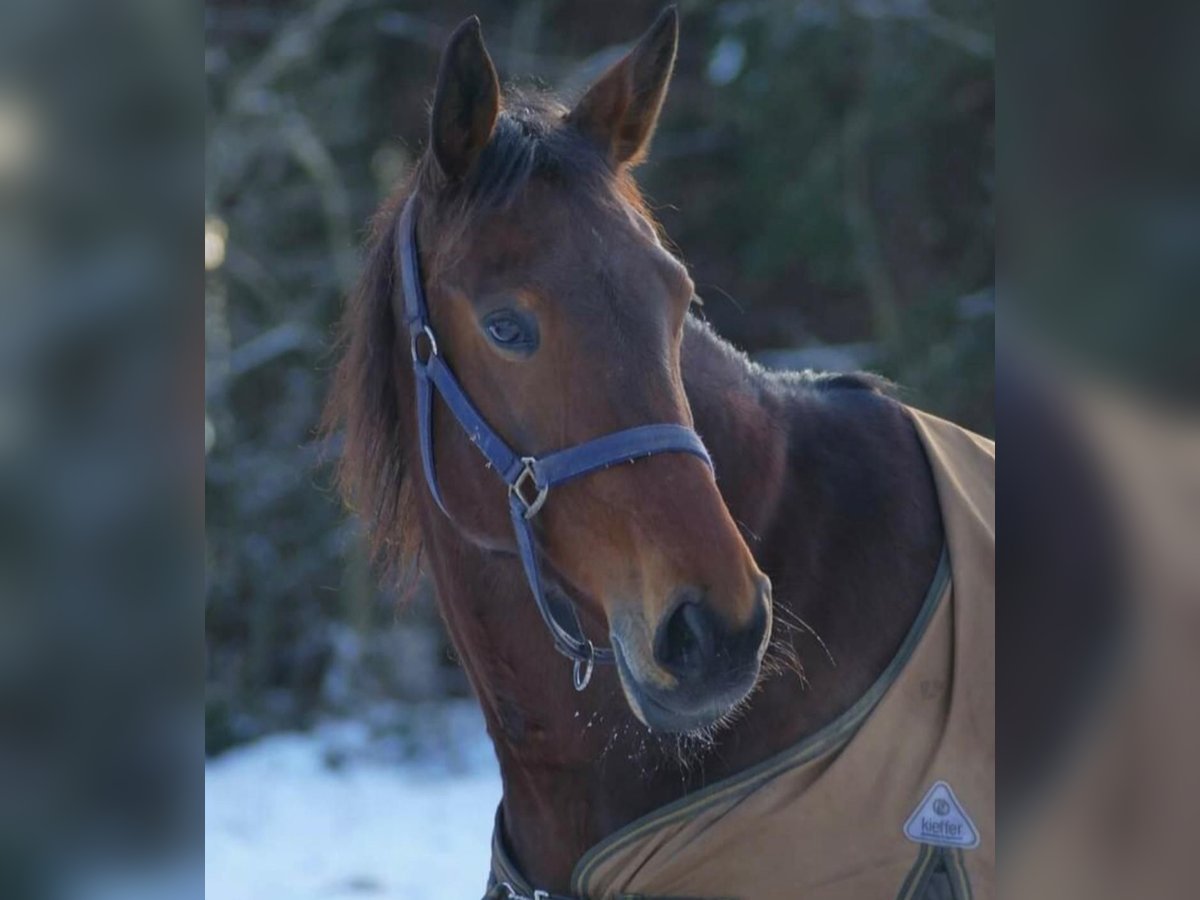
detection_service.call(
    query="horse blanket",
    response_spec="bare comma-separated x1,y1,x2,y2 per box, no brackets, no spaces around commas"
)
489,407,995,899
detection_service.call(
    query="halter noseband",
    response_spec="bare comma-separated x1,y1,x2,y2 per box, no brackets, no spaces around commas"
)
395,195,714,691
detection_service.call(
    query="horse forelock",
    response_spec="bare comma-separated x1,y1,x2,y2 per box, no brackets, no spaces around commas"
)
414,87,662,277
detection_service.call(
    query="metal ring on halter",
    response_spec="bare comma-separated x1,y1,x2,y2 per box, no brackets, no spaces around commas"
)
573,643,595,691
494,883,549,900
510,458,549,520
410,325,438,364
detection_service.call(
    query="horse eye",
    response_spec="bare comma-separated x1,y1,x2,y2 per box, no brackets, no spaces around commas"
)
487,318,522,343
482,310,537,353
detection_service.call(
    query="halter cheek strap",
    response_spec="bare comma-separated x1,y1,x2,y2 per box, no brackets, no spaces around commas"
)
395,196,713,690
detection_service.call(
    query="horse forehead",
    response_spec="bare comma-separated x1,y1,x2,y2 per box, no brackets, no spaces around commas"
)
526,191,688,296
467,209,670,302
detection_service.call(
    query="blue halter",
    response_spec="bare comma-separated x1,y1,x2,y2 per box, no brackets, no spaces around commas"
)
395,195,714,690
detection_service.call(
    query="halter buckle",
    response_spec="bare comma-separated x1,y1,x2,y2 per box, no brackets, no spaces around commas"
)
510,458,548,519
410,325,438,364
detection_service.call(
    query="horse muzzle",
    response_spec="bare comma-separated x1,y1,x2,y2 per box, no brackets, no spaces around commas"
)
611,577,772,732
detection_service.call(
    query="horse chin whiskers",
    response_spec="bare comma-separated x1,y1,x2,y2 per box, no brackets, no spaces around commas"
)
652,691,754,772
759,611,825,691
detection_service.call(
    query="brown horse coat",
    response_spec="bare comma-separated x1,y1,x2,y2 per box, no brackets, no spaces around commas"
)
490,407,994,900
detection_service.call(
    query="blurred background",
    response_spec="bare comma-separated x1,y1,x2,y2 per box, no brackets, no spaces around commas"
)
203,0,992,895
2,1,198,898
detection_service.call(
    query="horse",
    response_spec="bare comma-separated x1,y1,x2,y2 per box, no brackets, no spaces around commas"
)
326,8,992,899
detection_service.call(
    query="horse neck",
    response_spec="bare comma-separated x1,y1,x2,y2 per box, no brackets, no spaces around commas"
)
419,317,942,891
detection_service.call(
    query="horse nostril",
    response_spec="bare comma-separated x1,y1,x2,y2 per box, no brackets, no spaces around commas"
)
655,597,715,679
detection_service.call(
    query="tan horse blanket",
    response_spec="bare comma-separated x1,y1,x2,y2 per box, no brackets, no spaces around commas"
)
491,407,994,899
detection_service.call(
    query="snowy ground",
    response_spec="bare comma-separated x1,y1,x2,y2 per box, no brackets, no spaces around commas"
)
205,701,502,900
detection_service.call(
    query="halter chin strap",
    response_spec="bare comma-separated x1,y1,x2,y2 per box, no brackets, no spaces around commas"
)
395,195,713,690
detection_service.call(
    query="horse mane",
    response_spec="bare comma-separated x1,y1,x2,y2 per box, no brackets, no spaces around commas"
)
322,186,419,584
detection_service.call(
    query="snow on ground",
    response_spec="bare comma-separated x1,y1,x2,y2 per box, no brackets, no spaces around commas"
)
205,701,502,900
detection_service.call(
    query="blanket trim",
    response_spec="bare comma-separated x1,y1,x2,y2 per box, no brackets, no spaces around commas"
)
896,845,973,900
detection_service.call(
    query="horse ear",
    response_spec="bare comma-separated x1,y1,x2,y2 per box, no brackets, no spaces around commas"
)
430,17,500,181
567,6,679,167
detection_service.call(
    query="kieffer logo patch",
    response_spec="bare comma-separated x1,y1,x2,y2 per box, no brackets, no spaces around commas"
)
903,781,980,849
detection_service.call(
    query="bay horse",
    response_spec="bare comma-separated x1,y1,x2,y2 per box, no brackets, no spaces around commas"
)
327,8,990,899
